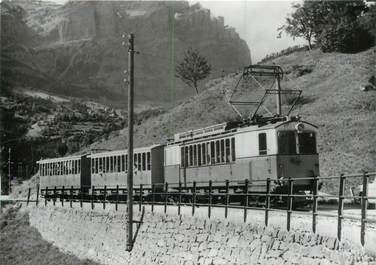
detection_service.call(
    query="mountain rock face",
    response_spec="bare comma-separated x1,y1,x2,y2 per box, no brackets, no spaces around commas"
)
2,0,251,106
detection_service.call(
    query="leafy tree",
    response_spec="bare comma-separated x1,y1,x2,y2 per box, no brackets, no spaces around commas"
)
278,3,318,50
279,0,373,53
176,48,211,94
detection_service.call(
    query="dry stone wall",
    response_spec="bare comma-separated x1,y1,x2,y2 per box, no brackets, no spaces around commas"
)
28,205,372,265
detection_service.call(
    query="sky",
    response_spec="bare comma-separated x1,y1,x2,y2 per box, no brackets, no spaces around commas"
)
195,1,305,62
39,0,305,62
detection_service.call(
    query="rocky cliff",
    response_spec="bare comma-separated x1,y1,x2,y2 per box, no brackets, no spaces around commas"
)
2,0,251,106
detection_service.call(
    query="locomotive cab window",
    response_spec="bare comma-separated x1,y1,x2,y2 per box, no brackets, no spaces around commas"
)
278,131,297,155
298,132,317,154
259,133,267,155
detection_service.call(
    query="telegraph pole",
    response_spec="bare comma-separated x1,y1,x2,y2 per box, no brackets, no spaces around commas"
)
126,33,135,252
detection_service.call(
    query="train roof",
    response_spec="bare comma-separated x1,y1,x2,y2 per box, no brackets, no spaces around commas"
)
169,116,317,145
87,144,161,158
37,155,83,164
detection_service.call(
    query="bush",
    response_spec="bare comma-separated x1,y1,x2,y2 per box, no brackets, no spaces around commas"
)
319,20,374,53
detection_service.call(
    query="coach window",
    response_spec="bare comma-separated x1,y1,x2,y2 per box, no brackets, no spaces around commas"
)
116,156,120,172
125,155,128,171
210,142,215,164
202,143,206,165
147,152,151,171
231,138,235,161
259,133,267,155
225,139,230,162
111,156,115,172
142,153,146,171
137,153,142,170
215,140,220,164
105,157,109,172
133,154,137,170
91,159,95,174
77,160,81,174
193,145,197,166
121,155,125,171
189,146,193,166
198,144,202,166
110,156,113,172
220,140,225,163
185,147,189,167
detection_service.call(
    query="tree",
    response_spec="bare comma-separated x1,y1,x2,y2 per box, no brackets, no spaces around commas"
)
176,48,211,94
278,3,318,50
279,0,372,53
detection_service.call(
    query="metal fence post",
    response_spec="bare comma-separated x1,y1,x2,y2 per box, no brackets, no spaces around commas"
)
70,186,73,208
36,184,39,206
337,174,345,241
361,172,369,246
151,184,155,213
61,186,65,207
265,178,271,227
79,188,83,208
244,179,249,223
312,175,319,233
116,185,119,211
287,178,293,231
27,188,31,206
178,182,182,215
103,185,107,210
139,184,143,212
208,180,212,218
164,182,168,214
192,181,196,216
225,180,229,219
45,187,48,206
53,186,56,206
91,185,95,210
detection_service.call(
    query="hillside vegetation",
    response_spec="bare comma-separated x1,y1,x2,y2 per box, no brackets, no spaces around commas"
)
88,47,376,192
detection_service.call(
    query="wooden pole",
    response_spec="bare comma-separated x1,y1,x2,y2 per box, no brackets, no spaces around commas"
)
361,172,369,246
126,33,135,252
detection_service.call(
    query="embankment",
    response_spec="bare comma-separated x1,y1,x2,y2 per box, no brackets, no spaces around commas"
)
27,204,374,265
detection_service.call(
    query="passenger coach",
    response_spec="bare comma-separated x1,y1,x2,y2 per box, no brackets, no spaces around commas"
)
88,144,164,190
37,154,91,194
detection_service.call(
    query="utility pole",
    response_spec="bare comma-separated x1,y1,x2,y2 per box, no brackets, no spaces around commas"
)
8,148,11,193
126,33,135,252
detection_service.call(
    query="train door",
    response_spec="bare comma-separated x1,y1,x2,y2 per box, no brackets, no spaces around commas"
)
80,155,91,191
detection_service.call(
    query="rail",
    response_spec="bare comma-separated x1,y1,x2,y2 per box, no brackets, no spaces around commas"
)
3,172,376,247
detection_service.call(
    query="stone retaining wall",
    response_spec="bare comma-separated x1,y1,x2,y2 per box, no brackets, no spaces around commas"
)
27,205,372,265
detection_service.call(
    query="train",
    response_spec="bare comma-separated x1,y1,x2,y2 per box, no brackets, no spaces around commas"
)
37,115,319,202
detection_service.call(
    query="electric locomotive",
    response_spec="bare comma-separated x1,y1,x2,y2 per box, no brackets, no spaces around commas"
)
165,116,318,193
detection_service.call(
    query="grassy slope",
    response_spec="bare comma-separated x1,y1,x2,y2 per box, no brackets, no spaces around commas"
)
87,47,376,192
